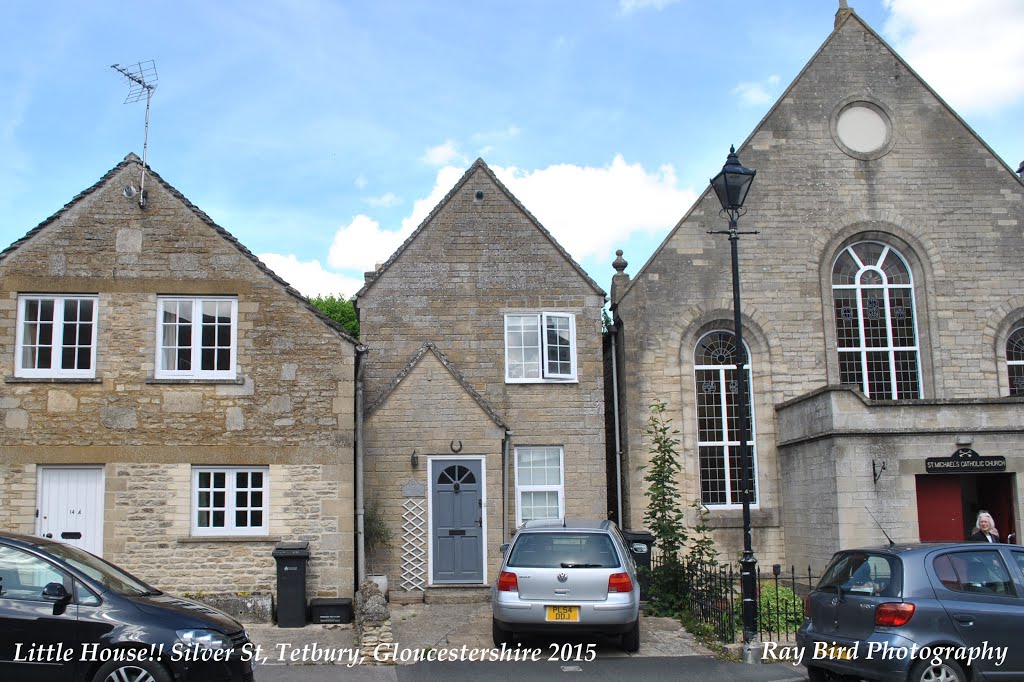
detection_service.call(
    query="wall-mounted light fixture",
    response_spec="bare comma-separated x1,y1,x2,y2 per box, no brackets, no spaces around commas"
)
411,450,419,468
872,459,887,484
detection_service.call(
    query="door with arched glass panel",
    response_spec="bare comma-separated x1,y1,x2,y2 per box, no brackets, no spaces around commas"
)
694,331,757,507
431,459,483,583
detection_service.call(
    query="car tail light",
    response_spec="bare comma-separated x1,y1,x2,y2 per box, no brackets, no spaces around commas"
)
497,571,518,592
608,572,633,593
875,602,915,627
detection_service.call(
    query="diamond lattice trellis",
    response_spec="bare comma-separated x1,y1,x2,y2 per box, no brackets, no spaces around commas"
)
400,498,426,592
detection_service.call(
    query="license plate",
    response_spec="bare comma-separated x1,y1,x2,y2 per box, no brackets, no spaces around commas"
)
546,605,579,622
828,646,856,661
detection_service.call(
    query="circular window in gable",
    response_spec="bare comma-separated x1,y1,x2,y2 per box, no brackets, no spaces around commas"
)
830,98,895,160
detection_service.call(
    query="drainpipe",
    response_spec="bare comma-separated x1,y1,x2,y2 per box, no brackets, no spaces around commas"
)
610,321,624,526
354,344,368,586
502,430,512,540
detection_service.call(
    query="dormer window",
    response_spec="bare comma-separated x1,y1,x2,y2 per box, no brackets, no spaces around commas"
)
504,313,577,383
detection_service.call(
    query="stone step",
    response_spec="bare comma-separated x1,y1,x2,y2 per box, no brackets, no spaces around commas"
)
423,586,491,604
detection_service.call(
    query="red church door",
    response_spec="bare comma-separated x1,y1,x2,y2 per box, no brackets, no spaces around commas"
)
916,475,963,542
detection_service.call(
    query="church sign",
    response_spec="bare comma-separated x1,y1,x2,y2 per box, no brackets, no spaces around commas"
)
925,448,1006,474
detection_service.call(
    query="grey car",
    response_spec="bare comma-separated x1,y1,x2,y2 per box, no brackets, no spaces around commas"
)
491,519,641,652
797,543,1024,682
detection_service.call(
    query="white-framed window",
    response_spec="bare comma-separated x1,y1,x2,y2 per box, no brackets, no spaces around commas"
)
831,241,920,399
504,313,577,382
694,331,758,508
515,446,565,525
15,294,98,378
191,467,268,536
156,297,238,380
1007,327,1024,397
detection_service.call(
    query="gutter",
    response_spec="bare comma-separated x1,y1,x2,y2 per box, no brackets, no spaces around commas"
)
502,430,512,540
354,344,368,586
610,321,624,525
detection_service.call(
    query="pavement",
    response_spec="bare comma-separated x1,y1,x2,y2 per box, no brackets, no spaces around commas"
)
245,599,808,680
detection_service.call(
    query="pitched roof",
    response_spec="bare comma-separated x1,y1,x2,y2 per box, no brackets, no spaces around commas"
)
615,8,1024,305
356,158,605,299
365,341,508,429
0,153,359,346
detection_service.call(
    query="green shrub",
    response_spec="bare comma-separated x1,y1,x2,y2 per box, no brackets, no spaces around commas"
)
758,583,804,634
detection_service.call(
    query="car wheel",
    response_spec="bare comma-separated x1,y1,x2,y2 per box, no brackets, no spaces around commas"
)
806,665,831,682
93,659,172,682
492,618,514,647
908,657,967,682
621,617,640,653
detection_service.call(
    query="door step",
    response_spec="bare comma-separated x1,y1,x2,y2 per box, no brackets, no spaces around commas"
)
424,586,491,604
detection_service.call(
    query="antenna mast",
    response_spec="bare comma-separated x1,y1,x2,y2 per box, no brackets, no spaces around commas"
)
111,60,158,208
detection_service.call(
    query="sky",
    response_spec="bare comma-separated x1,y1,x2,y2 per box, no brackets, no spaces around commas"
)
2,0,1023,299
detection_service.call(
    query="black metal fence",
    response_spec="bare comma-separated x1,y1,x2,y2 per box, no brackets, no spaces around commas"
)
649,553,819,644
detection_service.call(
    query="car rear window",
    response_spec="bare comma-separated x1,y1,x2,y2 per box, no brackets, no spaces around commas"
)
933,550,1015,596
818,551,901,598
507,533,621,569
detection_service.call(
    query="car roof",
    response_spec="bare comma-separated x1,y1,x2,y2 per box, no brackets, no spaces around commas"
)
519,519,617,532
0,532,62,552
833,542,1010,558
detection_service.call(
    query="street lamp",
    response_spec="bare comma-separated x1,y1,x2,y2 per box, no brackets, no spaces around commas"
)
709,145,759,661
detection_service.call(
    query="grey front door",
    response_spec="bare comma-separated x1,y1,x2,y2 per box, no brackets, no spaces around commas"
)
432,459,483,583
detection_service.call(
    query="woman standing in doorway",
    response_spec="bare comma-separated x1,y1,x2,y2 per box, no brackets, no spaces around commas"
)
969,511,1000,543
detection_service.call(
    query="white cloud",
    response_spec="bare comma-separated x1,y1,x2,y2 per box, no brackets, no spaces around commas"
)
490,155,694,262
883,0,1024,114
256,252,364,299
354,175,367,190
421,140,465,166
321,158,689,279
619,0,679,14
732,75,780,107
364,192,400,208
324,165,466,272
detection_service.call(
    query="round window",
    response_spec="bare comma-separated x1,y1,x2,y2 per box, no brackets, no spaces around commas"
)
830,99,895,160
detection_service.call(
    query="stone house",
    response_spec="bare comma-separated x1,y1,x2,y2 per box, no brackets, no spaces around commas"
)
0,154,359,600
355,159,608,594
611,7,1024,572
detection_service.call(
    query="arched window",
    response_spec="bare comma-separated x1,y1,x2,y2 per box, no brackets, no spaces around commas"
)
1008,328,1024,397
832,241,920,399
694,331,757,507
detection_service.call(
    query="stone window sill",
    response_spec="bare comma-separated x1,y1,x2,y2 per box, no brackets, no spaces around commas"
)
5,377,102,384
147,377,245,385
178,535,282,544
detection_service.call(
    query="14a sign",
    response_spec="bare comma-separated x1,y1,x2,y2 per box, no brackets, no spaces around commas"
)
925,448,1006,474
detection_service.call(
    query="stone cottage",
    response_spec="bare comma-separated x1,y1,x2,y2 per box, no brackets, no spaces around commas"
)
355,159,608,595
611,6,1024,572
0,154,359,600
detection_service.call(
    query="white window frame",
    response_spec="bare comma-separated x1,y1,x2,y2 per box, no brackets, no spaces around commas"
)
1007,327,1024,397
831,242,920,399
504,312,577,383
694,331,759,509
514,446,565,526
156,297,238,380
191,466,269,536
15,294,99,379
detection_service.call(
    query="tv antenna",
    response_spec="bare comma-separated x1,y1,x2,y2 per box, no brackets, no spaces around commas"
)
111,60,158,208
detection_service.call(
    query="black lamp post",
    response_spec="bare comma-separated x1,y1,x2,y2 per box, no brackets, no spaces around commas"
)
709,145,759,659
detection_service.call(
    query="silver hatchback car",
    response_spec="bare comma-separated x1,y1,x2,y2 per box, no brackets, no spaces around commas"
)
491,519,641,652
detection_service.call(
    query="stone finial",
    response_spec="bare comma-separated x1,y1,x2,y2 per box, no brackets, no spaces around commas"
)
612,249,628,274
610,249,631,306
836,0,854,29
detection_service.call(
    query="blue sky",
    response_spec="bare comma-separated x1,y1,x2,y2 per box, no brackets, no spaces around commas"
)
2,0,1022,297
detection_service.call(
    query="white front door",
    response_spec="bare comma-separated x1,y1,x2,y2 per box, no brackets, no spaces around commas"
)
37,466,105,556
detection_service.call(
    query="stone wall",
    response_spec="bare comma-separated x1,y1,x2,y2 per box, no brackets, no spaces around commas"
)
0,157,357,598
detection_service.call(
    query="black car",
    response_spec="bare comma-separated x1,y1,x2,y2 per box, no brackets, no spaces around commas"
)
0,532,254,682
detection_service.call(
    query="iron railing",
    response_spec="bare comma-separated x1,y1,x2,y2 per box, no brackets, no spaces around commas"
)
649,552,820,644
